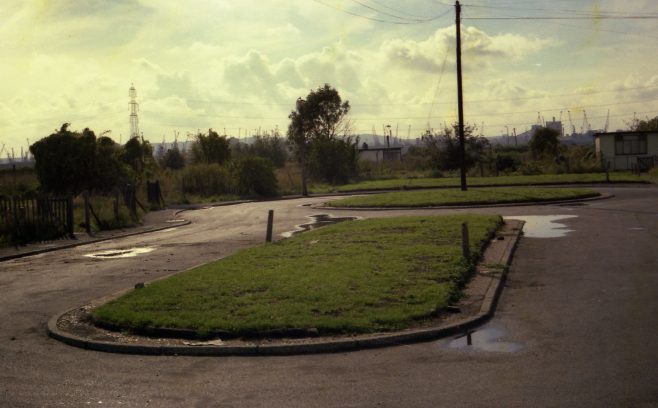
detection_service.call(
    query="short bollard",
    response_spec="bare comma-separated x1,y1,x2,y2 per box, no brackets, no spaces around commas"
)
266,209,274,242
461,222,470,260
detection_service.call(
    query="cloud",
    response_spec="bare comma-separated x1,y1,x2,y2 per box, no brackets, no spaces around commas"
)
382,25,557,73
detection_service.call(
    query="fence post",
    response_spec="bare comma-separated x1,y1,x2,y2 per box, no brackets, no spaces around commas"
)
461,222,470,261
84,192,91,234
605,161,610,183
66,196,75,238
266,210,274,243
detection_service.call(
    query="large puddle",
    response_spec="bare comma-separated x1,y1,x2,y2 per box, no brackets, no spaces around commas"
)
85,247,156,259
504,215,577,238
281,214,359,238
444,323,524,353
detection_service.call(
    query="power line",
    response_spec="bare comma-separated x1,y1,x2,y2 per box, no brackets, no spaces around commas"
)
312,0,451,24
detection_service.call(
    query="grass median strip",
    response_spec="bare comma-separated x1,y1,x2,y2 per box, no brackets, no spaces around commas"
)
325,187,599,208
93,215,502,337
311,172,645,193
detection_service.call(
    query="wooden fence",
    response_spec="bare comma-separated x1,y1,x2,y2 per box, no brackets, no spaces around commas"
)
0,196,73,244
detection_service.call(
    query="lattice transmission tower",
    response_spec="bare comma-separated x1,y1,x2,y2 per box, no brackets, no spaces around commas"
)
129,84,140,139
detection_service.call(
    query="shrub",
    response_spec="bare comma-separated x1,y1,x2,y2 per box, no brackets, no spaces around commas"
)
232,157,278,197
181,164,231,196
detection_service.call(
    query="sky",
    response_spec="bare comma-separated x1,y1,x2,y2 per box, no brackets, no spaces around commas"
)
1,0,657,158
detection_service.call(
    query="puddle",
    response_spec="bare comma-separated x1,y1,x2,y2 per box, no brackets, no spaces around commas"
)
504,215,577,238
281,214,359,238
85,247,156,259
445,324,524,353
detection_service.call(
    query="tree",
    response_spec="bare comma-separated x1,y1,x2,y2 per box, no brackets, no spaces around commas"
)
423,123,489,172
287,84,350,196
162,144,186,170
119,136,155,183
191,129,230,165
529,127,560,158
629,115,658,131
30,124,125,195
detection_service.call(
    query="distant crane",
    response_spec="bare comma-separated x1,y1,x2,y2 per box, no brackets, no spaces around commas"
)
567,111,576,135
581,110,591,133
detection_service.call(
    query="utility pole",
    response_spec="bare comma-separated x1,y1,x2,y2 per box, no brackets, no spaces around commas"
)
455,1,467,191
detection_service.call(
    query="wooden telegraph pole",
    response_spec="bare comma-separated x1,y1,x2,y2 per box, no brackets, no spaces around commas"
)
455,1,467,191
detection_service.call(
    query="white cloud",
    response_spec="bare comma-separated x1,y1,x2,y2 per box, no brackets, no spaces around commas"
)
382,25,557,73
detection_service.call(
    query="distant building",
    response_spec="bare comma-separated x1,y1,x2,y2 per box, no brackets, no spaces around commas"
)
593,131,658,171
358,145,402,163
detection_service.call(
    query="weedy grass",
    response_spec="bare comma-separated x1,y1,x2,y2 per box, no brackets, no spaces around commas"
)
93,215,502,336
326,187,599,208
310,172,646,193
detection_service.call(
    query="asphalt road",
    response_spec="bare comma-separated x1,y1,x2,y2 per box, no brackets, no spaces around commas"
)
1,185,656,407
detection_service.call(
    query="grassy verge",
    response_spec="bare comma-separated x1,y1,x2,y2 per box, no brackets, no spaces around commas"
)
311,172,646,193
93,215,502,336
325,187,599,208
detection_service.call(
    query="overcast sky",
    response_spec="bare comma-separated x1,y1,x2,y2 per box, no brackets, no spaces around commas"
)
1,0,657,157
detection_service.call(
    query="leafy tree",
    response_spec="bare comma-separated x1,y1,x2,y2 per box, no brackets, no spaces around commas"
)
287,84,351,196
529,127,560,158
307,135,358,184
423,124,489,172
232,156,278,197
191,129,230,165
119,137,155,183
629,115,658,131
162,144,186,170
230,132,288,168
30,124,125,195
250,133,288,168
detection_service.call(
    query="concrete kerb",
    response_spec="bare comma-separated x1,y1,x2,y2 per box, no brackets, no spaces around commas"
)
47,220,525,356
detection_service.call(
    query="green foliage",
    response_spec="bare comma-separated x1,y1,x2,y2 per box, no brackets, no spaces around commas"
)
191,129,230,165
529,127,560,158
495,154,519,173
93,215,501,335
308,135,358,184
181,164,231,196
231,132,288,168
287,84,351,195
0,167,39,196
232,156,278,197
162,144,186,170
119,137,155,182
423,124,490,172
628,114,658,131
30,124,125,195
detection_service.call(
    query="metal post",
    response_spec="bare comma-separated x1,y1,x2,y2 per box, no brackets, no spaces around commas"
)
455,1,467,191
461,222,470,260
266,210,274,242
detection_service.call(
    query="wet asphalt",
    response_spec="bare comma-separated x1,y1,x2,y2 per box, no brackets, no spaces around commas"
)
0,185,656,407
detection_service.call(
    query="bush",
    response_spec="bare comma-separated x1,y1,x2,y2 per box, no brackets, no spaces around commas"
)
181,164,231,196
232,157,278,197
307,136,358,185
